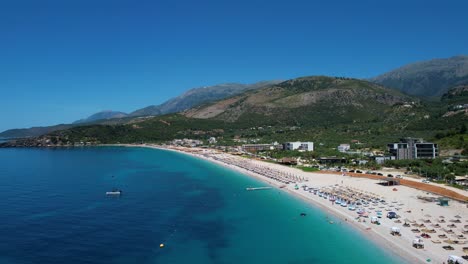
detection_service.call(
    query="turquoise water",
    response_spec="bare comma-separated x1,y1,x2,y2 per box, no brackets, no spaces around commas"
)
0,147,405,263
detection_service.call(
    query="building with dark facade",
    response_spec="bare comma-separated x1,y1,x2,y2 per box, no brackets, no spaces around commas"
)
387,138,438,160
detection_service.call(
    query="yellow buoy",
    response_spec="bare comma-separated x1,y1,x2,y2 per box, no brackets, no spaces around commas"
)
160,243,165,248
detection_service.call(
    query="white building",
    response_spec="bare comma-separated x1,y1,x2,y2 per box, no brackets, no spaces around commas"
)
284,142,314,152
337,144,350,153
375,156,395,164
208,137,217,144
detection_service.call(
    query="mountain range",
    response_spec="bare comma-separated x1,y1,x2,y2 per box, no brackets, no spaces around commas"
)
2,72,466,150
0,81,280,138
1,55,467,139
5,74,465,149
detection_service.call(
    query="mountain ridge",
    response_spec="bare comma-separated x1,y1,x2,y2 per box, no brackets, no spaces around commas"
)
73,110,128,124
370,55,468,97
128,81,282,117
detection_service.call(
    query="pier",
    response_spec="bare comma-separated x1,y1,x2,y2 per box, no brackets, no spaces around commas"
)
246,187,272,191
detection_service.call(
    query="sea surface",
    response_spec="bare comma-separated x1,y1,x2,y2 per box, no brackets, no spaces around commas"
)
0,147,406,264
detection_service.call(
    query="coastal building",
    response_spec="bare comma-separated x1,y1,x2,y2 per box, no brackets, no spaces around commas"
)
242,142,282,153
454,176,468,186
387,138,438,160
208,137,217,144
337,144,350,153
280,157,298,165
318,157,347,164
375,156,395,164
283,142,314,151
171,138,203,147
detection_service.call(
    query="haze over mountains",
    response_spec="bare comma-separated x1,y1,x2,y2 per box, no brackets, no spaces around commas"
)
1,55,467,139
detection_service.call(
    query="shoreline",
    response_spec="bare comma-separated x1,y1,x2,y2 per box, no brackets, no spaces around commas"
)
110,144,467,263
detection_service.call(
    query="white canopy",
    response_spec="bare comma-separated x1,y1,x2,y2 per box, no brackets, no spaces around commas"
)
391,227,400,232
413,238,424,245
448,255,465,263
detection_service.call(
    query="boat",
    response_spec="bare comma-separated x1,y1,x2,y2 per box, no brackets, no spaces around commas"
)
106,189,122,195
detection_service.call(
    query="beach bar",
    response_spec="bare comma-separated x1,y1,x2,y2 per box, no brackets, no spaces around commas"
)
379,177,400,186
439,197,450,206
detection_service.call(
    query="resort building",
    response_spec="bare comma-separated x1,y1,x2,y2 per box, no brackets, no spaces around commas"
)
242,142,282,153
387,138,438,160
171,138,203,147
208,137,217,144
318,157,347,164
375,156,395,164
337,144,350,153
283,142,314,152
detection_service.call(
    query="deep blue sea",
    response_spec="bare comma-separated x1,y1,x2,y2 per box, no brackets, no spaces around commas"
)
0,147,406,264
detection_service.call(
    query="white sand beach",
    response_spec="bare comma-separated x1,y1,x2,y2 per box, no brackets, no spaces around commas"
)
117,144,468,264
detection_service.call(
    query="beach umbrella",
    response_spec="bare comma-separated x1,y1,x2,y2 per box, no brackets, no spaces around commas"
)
455,215,462,219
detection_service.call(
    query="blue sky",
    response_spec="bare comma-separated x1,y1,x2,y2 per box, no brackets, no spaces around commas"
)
1,0,467,132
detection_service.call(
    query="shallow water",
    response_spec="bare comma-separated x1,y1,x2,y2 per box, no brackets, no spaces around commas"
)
0,147,406,263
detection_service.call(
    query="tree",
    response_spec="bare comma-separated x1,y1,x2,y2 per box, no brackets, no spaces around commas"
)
460,123,467,134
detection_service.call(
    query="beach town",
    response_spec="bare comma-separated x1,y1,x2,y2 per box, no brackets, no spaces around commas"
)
122,143,468,264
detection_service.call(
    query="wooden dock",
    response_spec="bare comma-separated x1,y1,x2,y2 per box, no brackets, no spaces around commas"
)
246,187,272,191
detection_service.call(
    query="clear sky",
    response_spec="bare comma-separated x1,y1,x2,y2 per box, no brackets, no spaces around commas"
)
1,0,467,132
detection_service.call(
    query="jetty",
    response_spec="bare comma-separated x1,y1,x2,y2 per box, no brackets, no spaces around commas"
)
246,187,272,191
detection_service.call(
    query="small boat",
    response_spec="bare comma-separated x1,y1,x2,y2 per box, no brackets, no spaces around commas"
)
106,189,122,195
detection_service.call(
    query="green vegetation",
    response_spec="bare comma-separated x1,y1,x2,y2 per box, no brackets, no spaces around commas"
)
296,166,319,172
384,158,468,182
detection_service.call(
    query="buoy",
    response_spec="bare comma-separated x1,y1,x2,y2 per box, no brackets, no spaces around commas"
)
160,243,165,248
